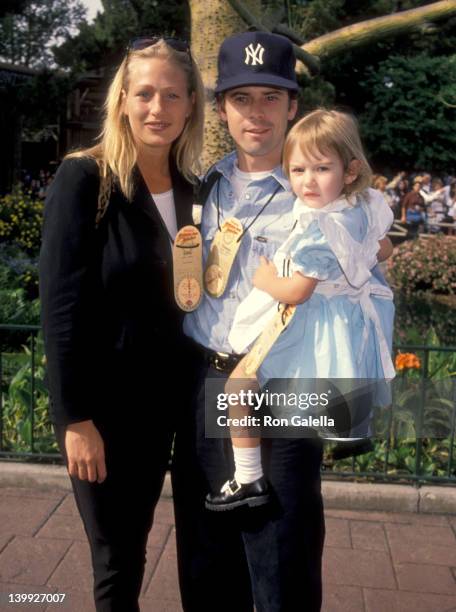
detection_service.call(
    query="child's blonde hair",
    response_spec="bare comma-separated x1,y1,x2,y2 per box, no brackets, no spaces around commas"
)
283,109,372,196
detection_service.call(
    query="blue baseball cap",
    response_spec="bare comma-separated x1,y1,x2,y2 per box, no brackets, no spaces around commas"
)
215,31,298,94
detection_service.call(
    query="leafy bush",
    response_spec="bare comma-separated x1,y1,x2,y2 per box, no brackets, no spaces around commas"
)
0,187,43,256
359,54,456,172
394,293,456,347
327,438,455,480
0,244,40,357
388,236,456,296
1,333,58,456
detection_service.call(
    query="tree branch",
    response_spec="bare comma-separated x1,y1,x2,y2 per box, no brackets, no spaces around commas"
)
226,0,320,75
297,0,456,73
272,23,305,46
438,95,456,108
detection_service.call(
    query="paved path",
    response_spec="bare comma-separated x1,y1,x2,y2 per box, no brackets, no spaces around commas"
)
1,486,456,612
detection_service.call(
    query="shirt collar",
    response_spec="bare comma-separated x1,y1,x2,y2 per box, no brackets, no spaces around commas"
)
214,151,290,193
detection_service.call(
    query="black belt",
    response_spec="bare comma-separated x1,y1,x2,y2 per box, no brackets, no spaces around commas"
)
193,341,244,373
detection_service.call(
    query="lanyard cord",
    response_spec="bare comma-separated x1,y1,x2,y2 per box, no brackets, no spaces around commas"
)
278,219,298,319
216,178,282,242
281,219,298,276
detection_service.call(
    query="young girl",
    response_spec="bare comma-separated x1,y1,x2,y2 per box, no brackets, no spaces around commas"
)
206,109,395,511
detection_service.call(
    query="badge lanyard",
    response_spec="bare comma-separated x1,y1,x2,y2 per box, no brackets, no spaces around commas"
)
216,178,282,241
204,179,283,298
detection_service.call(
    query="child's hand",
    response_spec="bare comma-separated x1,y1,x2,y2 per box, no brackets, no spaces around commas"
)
253,256,278,291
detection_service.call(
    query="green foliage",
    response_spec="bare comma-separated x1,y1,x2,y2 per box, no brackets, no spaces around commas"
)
54,0,190,71
326,328,456,479
0,187,43,256
0,187,41,328
298,76,336,113
15,71,73,133
358,54,456,171
1,334,58,455
288,0,345,40
394,293,456,347
285,1,456,172
0,0,86,68
0,244,40,328
388,235,456,296
328,438,455,479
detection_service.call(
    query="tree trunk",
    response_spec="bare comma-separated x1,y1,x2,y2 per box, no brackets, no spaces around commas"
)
189,0,261,169
297,0,456,73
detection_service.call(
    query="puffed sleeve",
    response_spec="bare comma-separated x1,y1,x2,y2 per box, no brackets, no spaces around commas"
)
289,220,340,280
39,157,101,426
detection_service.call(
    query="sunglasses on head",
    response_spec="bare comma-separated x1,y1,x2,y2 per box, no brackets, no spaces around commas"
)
128,36,190,54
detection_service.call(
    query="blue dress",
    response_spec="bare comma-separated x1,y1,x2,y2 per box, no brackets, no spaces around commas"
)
229,189,395,404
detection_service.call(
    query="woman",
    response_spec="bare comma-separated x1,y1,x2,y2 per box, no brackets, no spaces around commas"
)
401,177,425,234
386,172,408,219
372,174,395,209
39,38,204,611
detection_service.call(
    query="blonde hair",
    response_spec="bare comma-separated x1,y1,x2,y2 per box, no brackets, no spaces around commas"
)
372,175,387,190
283,109,372,196
66,39,205,200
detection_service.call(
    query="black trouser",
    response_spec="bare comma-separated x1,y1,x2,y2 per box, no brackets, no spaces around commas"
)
172,364,325,612
54,412,174,612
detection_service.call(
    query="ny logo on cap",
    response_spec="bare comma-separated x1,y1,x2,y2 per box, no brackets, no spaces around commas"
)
244,43,265,66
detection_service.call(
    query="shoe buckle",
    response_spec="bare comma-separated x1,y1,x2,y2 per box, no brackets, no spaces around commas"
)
227,479,241,495
221,479,241,495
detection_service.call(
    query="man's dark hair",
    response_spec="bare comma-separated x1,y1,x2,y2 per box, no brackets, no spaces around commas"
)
215,89,298,106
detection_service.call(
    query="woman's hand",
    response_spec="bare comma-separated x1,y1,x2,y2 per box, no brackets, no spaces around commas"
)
253,256,278,292
65,420,107,484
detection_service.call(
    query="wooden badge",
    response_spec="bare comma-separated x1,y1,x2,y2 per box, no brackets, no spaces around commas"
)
204,217,243,298
173,225,203,312
240,304,297,376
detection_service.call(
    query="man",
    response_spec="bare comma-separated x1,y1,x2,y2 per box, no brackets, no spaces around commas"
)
172,31,325,612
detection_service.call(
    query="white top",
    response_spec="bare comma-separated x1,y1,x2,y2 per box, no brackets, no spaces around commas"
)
151,189,177,240
231,164,273,202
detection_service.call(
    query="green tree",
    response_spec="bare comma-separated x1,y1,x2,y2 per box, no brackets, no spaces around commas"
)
282,1,456,171
54,0,190,72
0,0,86,68
358,54,456,172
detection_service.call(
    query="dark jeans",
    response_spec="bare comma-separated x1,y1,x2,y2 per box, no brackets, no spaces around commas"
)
54,414,174,612
172,364,325,612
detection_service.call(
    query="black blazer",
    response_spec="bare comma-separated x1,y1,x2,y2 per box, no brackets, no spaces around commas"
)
39,157,195,426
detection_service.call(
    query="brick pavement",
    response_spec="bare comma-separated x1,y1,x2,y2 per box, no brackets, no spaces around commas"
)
1,486,456,612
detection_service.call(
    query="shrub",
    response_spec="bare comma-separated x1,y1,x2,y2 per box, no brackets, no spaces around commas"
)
0,244,39,328
388,236,456,296
394,294,456,347
1,334,58,456
0,187,43,256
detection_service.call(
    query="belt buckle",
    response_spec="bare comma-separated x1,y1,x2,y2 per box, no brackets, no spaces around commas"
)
214,352,229,372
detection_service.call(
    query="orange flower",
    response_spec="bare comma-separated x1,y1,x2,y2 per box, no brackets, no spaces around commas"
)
395,352,421,371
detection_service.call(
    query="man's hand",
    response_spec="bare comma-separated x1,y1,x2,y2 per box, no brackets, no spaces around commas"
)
65,420,107,484
253,256,278,292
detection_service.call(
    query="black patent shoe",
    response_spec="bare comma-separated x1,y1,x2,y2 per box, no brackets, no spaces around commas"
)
205,476,270,512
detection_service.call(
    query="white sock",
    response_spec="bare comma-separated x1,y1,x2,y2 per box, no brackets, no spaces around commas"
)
232,446,263,484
